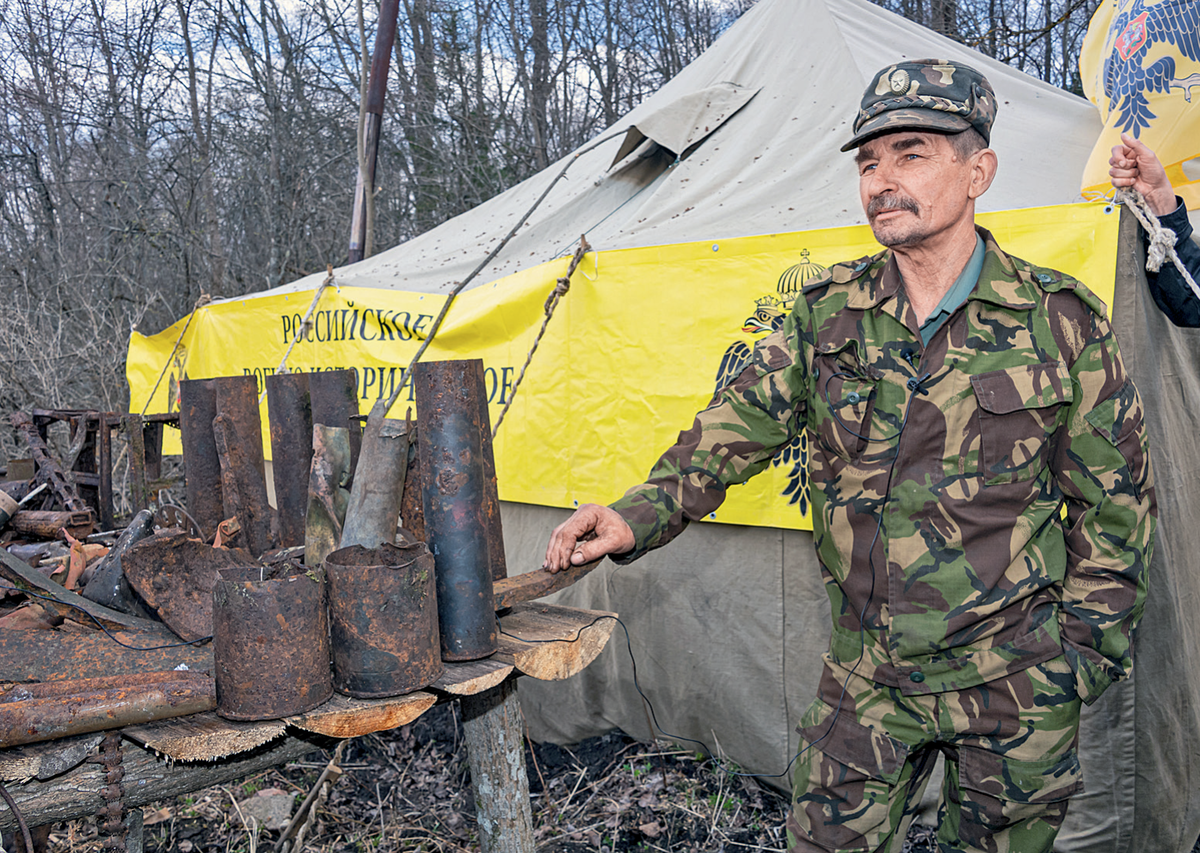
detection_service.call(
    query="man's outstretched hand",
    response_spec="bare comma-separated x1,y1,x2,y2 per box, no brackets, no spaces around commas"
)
1109,132,1178,217
543,503,636,573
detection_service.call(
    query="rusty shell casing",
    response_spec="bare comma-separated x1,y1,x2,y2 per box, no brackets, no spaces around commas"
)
309,368,361,473
324,542,442,697
265,371,313,548
476,384,507,582
178,378,223,539
212,565,332,720
413,359,498,661
212,375,274,557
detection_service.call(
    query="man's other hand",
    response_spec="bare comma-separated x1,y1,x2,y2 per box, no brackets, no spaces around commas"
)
543,503,636,573
1109,132,1178,217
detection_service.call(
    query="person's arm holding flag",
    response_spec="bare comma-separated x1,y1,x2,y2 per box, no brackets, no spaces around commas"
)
1109,132,1200,327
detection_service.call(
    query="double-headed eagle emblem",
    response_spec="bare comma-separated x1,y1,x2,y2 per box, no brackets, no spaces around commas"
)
1102,0,1200,135
711,250,827,517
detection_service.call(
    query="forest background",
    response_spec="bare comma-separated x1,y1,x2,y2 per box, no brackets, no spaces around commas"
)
0,0,1103,455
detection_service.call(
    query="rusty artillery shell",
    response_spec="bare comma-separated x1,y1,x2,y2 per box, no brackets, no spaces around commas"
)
178,378,222,539
212,564,332,720
413,359,498,662
476,380,507,582
325,542,442,697
267,369,361,548
266,372,313,548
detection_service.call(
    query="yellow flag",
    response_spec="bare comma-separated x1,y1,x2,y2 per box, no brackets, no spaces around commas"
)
1079,0,1200,210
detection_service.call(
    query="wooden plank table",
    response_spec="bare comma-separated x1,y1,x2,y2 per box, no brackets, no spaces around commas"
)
0,602,617,853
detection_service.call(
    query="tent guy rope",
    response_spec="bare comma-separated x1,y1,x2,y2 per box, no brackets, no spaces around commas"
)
263,265,340,401
492,235,592,436
1115,187,1200,299
371,128,626,420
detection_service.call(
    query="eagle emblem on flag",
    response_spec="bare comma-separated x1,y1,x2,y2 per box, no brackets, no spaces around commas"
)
1102,0,1200,136
711,251,827,517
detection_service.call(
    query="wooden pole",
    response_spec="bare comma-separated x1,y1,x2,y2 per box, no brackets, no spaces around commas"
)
122,414,149,514
459,679,535,853
347,0,400,264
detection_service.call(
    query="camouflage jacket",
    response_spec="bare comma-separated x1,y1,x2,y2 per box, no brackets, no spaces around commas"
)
611,227,1156,705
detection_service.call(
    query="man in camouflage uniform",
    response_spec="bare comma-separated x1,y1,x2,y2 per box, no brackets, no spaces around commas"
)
544,59,1156,852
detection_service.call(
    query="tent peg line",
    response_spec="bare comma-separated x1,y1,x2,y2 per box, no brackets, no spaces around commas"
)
1115,187,1200,300
493,235,591,436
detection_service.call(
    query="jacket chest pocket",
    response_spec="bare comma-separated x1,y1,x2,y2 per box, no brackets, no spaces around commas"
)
971,361,1073,485
812,343,880,462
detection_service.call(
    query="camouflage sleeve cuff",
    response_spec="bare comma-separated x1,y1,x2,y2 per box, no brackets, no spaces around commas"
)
608,484,689,564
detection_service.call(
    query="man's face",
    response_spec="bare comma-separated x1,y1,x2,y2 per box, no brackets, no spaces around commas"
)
855,131,978,250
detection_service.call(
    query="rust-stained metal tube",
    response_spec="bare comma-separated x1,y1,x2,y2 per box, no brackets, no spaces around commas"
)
178,379,222,539
476,392,507,582
266,371,313,548
7,510,94,541
413,359,497,661
0,672,216,748
325,542,441,697
267,369,359,549
340,418,410,551
309,369,361,474
212,564,332,720
213,376,274,556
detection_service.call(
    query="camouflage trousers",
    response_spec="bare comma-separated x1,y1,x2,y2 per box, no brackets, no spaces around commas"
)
786,655,1083,853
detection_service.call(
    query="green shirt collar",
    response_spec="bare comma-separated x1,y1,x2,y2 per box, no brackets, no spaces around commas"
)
919,233,985,346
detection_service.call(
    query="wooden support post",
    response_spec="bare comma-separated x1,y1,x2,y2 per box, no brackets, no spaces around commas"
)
459,679,534,853
124,415,149,513
98,416,114,530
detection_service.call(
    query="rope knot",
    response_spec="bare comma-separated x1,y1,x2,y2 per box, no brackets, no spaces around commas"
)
1113,186,1199,296
545,277,570,314
1145,225,1177,273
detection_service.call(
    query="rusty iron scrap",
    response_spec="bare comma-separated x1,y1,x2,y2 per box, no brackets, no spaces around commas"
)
5,510,93,541
413,360,498,662
0,672,216,748
121,529,254,642
9,411,91,517
213,563,332,720
325,542,441,698
80,509,156,614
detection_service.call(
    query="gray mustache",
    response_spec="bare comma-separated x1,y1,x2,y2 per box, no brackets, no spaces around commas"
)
868,195,919,216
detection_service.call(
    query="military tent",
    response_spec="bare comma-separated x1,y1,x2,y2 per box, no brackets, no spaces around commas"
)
127,0,1200,849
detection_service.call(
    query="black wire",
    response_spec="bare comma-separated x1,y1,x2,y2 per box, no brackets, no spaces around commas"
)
0,582,212,650
497,612,618,646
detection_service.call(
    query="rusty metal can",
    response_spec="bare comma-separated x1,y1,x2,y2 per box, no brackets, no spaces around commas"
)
325,542,442,697
413,359,498,661
212,563,332,720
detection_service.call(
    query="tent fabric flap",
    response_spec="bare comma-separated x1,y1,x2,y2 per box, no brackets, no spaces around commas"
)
609,82,761,166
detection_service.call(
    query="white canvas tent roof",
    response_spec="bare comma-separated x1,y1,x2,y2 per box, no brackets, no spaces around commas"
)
258,0,1102,301
225,0,1200,849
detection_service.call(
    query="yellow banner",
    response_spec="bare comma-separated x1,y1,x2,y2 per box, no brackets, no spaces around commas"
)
128,203,1120,532
1079,0,1200,209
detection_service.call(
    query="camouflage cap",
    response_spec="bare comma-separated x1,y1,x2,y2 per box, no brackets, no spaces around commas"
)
841,59,998,152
